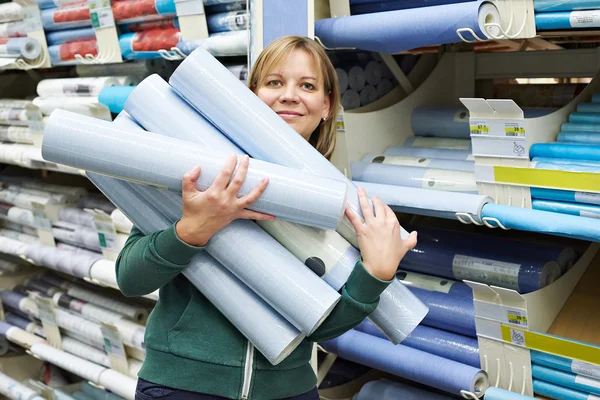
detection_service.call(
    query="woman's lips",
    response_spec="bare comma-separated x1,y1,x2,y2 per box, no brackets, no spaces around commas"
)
277,111,303,119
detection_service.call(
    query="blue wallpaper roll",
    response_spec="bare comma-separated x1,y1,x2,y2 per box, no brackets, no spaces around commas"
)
533,379,590,400
532,365,600,396
362,154,475,172
176,31,247,57
403,136,472,150
412,225,577,273
534,0,600,11
355,318,480,367
384,146,473,160
562,122,600,132
320,330,488,397
536,10,600,30
569,112,600,124
354,379,454,399
533,199,600,220
535,160,600,172
577,103,600,113
206,1,246,13
532,350,600,380
98,86,135,114
531,187,600,206
1,38,42,59
0,321,10,336
46,27,95,45
5,312,31,330
558,132,600,144
315,1,500,53
397,269,473,298
408,287,476,337
532,157,600,167
206,11,247,33
529,143,600,161
484,387,536,399
411,106,470,139
400,239,561,294
481,204,600,242
350,0,474,15
41,6,92,32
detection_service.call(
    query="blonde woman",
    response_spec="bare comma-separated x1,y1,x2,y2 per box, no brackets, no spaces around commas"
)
118,36,417,400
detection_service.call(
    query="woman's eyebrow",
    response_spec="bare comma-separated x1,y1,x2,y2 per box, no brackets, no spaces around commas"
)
302,76,317,81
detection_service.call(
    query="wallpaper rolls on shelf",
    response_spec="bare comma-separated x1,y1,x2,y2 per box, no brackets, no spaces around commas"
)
569,112,600,123
384,146,473,160
483,387,535,399
30,342,105,382
112,0,176,23
0,38,42,60
533,379,590,400
362,153,475,172
481,203,600,242
0,126,32,144
65,284,148,322
534,0,600,11
411,106,470,139
314,1,500,53
32,96,102,117
42,109,348,230
0,371,42,400
536,10,600,30
97,369,137,400
360,85,377,106
128,74,427,344
403,136,472,150
0,106,28,126
45,27,96,45
533,364,600,395
351,163,478,193
342,90,361,110
529,143,600,161
357,181,491,222
118,17,179,33
531,187,600,206
562,122,600,132
58,207,94,228
0,3,23,24
4,324,46,348
206,11,247,33
336,68,348,92
533,199,600,220
558,132,600,145
48,39,98,66
355,319,480,367
98,86,135,114
176,30,248,57
89,259,118,289
37,77,119,98
119,29,181,60
577,103,600,113
41,5,91,31
35,0,87,9
354,379,454,400
396,269,473,298
531,350,600,380
25,244,102,278
320,330,489,397
86,172,305,365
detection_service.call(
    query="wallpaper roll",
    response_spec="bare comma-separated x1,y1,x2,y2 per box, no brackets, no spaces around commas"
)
32,96,101,117
42,109,349,230
533,199,600,220
384,146,473,161
355,319,480,367
569,112,600,124
531,350,600,380
0,229,38,244
530,143,600,161
362,153,475,172
360,85,378,106
25,243,102,278
0,106,28,126
0,3,23,24
532,364,600,396
484,387,536,400
534,160,600,173
0,20,25,38
111,209,132,234
354,379,454,399
0,371,42,400
533,379,590,400
536,10,600,30
97,86,135,114
315,1,500,53
118,17,179,33
97,369,137,400
176,30,248,57
88,259,119,289
531,187,600,206
0,126,33,144
358,181,490,222
206,10,247,33
534,0,600,11
119,29,181,60
0,177,87,200
0,38,42,60
5,324,46,348
336,68,349,93
411,106,470,139
577,103,600,113
351,163,478,193
87,172,306,365
481,203,600,242
342,90,361,110
206,0,246,13
35,0,86,10
65,284,148,322
37,77,119,98
48,39,98,66
58,207,94,228
112,0,176,24
396,269,473,298
321,330,489,397
45,27,96,45
404,136,472,150
41,5,91,31
558,131,600,145
53,292,127,324
128,74,427,344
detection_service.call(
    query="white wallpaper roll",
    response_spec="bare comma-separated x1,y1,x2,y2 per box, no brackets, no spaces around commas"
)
6,206,35,227
0,126,33,144
42,109,348,231
37,77,120,98
0,371,41,400
32,96,101,117
6,326,45,348
0,236,27,256
66,284,148,322
360,85,377,106
0,107,28,126
53,292,126,324
89,258,119,289
0,177,87,200
25,243,102,278
97,369,136,400
365,60,383,86
0,3,22,24
0,143,38,168
61,336,110,367
113,319,145,349
110,209,132,234
0,229,39,243
348,65,366,91
58,207,95,228
30,342,106,384
0,188,54,209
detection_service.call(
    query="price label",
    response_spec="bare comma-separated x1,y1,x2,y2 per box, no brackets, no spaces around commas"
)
504,122,526,137
336,114,345,133
470,120,489,135
101,323,129,375
35,295,62,349
507,309,528,327
93,214,118,250
88,0,115,29
22,6,43,33
32,202,52,230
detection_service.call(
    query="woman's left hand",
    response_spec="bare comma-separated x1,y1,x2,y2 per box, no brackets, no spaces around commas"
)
345,187,417,281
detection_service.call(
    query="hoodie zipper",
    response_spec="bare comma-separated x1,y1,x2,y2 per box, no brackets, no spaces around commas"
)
241,341,254,399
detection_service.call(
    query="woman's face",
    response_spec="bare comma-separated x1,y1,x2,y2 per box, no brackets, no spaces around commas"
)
255,49,331,141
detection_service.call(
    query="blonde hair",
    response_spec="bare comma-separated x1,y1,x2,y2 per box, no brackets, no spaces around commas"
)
249,36,340,160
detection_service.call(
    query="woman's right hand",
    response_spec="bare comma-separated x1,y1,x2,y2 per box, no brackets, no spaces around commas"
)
175,154,275,247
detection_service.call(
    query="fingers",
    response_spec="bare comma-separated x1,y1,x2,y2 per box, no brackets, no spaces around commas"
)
404,231,418,251
357,187,374,223
182,166,201,195
372,196,386,219
237,177,269,208
238,209,276,221
344,204,364,234
228,155,250,195
212,154,238,191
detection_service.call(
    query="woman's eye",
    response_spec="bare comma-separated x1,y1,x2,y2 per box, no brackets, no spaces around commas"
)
267,80,282,87
302,83,315,90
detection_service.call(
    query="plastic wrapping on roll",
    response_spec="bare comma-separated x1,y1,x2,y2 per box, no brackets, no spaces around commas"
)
0,371,42,400
206,10,247,33
533,379,590,400
530,143,600,161
534,0,600,11
48,39,98,66
0,37,42,60
532,350,600,380
41,5,91,31
558,131,600,144
132,71,426,343
533,364,600,395
358,181,490,222
0,126,33,144
119,29,181,59
484,387,536,399
37,77,119,98
321,330,488,397
351,163,478,193
66,284,148,322
58,207,94,228
533,199,600,220
363,153,475,172
531,187,600,206
536,10,600,30
315,1,500,53
176,31,248,56
86,172,306,365
46,27,96,45
397,269,473,298
535,160,600,173
356,319,480,367
112,0,176,24
0,106,28,126
411,106,470,139
354,379,454,399
0,3,22,24
384,145,473,160
482,203,600,242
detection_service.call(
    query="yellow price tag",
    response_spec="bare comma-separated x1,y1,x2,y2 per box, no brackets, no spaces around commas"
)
470,124,489,135
505,126,525,136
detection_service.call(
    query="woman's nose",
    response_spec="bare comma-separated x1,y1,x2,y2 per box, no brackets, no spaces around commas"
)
279,86,299,103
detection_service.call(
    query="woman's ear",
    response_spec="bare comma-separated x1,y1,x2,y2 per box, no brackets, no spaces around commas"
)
322,93,331,119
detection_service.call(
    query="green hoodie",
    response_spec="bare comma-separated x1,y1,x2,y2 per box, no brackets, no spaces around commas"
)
116,223,391,400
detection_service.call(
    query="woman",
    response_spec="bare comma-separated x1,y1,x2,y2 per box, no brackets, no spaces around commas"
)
118,36,417,400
